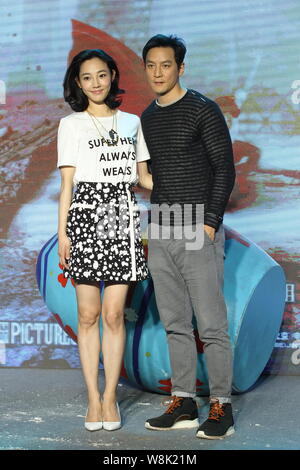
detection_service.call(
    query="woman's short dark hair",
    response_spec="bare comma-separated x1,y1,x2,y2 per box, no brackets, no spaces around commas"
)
63,49,125,112
142,34,186,69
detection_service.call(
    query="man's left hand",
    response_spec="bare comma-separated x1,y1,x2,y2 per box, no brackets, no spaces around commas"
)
204,224,216,241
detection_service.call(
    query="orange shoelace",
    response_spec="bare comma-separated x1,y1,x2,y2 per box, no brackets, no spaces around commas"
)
208,401,225,421
162,396,184,414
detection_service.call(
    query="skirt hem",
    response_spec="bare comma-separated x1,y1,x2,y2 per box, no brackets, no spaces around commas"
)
64,273,149,283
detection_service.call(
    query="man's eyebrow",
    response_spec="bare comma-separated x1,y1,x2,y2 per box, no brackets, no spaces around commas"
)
146,60,172,64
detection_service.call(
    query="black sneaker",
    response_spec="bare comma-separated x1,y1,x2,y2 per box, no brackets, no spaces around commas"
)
196,400,235,439
145,396,199,431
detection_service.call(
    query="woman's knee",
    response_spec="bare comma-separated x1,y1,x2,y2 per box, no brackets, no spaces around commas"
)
78,308,100,329
102,308,124,330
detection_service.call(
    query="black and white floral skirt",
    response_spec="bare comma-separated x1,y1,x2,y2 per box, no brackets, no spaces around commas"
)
63,181,149,283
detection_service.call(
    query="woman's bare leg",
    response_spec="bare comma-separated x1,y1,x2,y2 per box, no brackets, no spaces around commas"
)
101,284,129,421
75,281,102,422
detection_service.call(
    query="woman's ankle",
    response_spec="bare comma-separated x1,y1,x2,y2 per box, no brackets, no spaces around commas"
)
87,392,101,403
102,392,117,403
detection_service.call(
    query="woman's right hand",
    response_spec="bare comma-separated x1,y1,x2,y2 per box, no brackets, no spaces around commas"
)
58,233,71,270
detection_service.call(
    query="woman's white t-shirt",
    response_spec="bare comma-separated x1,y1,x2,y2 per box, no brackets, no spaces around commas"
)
57,109,150,186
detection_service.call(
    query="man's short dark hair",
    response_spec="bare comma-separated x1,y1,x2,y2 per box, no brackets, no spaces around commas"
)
142,34,186,69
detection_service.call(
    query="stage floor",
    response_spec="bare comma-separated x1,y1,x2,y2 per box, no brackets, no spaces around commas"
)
1,369,299,451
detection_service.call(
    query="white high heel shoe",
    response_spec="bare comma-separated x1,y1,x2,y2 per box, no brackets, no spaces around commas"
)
103,402,121,431
84,407,103,431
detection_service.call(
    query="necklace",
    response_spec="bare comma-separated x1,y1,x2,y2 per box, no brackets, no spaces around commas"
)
87,110,119,146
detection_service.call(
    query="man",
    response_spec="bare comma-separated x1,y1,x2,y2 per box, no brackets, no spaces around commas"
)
140,34,236,439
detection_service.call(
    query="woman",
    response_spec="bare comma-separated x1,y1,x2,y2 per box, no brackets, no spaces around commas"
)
57,49,153,431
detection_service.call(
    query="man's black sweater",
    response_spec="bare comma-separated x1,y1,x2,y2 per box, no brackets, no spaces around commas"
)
141,89,236,230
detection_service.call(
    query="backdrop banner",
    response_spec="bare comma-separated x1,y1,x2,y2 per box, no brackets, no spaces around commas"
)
0,0,299,376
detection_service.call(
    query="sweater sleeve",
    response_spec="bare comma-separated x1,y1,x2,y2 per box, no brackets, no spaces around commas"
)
198,101,235,230
57,117,78,168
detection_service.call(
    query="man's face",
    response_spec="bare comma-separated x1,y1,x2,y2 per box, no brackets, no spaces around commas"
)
144,46,184,96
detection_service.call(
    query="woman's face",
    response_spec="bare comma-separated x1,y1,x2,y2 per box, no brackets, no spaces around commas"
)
75,57,116,105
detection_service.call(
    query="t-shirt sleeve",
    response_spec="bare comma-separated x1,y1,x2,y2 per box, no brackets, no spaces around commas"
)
135,120,151,162
57,117,78,168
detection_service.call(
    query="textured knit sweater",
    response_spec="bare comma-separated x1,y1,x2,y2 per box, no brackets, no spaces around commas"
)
141,89,236,230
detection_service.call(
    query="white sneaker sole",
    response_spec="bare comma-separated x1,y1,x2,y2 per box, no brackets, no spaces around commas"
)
145,418,199,431
196,426,235,439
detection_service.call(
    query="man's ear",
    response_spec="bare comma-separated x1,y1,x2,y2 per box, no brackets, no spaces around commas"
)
179,62,185,77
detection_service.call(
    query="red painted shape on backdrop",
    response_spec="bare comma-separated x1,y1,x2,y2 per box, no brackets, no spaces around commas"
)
142,242,148,260
158,378,172,393
193,329,204,354
196,379,204,392
52,313,78,342
57,263,76,288
224,227,250,247
64,325,78,343
215,95,241,118
53,313,64,329
120,360,129,380
57,273,68,288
